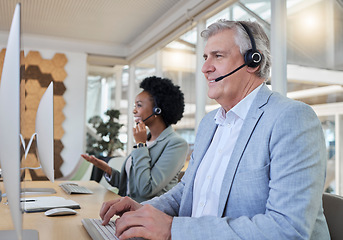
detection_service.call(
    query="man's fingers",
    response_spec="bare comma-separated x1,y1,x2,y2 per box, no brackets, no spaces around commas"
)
113,204,172,240
101,197,142,225
100,199,120,220
118,226,151,240
102,204,121,225
115,211,150,238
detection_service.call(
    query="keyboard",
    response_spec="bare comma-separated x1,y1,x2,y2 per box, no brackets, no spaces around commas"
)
82,218,118,240
59,182,93,194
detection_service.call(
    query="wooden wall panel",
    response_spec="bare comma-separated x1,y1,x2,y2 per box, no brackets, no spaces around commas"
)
0,49,67,180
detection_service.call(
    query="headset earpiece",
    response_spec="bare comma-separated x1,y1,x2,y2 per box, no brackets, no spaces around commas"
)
152,95,162,115
153,107,162,115
141,97,162,123
240,22,262,68
244,49,262,68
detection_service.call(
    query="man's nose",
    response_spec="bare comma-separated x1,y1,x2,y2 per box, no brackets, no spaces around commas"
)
202,59,214,74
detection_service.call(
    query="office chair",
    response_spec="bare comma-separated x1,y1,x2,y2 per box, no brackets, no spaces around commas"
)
322,192,343,240
57,157,92,181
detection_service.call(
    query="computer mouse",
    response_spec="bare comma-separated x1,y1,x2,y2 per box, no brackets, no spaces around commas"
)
45,207,77,217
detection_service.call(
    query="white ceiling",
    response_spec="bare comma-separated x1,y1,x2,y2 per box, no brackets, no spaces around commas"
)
0,0,231,64
1,0,341,74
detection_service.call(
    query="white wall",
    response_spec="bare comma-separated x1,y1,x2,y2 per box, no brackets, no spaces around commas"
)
1,33,88,177
58,51,87,176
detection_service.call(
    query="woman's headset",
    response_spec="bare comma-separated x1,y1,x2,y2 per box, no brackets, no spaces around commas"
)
141,96,162,122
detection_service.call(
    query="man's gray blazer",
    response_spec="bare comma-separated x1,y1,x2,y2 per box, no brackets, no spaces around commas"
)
145,84,330,239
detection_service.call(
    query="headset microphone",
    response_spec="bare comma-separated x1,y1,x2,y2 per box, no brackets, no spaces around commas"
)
213,63,247,82
141,113,154,123
211,22,262,83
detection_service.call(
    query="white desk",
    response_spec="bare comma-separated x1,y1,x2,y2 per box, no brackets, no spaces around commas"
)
0,180,120,239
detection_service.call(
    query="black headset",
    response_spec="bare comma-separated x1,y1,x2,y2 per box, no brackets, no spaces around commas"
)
240,22,262,68
141,96,162,123
151,95,162,115
153,106,162,115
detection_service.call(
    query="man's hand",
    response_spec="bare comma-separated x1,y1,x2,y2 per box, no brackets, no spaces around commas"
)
100,196,143,225
115,204,173,240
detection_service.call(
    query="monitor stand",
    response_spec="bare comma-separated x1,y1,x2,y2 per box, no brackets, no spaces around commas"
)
21,188,56,195
19,170,56,195
2,188,57,198
0,229,39,240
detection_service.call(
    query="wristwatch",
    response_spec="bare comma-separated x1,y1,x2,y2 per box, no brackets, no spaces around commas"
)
134,142,147,148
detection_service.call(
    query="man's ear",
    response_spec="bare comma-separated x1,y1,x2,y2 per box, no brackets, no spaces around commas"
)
246,65,260,73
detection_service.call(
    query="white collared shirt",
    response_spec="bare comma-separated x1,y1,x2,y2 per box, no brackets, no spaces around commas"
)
192,84,262,217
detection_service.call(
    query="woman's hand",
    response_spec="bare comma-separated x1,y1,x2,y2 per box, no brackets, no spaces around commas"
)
133,121,147,144
81,154,112,175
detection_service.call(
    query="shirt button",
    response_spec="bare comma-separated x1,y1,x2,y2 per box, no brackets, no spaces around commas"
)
207,175,211,180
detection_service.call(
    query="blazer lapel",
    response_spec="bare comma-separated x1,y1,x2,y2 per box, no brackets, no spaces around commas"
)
147,125,173,149
217,85,273,216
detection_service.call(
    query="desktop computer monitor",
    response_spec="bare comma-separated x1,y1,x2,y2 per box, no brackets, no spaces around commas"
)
21,82,56,196
23,81,55,182
0,3,54,239
34,81,55,182
0,3,23,239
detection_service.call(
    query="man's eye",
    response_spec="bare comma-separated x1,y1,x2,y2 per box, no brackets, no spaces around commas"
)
216,54,222,58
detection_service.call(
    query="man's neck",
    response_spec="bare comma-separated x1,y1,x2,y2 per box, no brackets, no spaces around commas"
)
221,78,264,112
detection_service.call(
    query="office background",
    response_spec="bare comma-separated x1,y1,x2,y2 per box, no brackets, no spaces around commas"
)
0,0,342,194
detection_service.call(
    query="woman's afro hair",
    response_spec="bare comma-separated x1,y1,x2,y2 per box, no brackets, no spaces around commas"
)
139,76,185,126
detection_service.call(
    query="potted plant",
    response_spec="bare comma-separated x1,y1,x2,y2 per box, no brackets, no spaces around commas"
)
86,109,124,182
86,109,124,157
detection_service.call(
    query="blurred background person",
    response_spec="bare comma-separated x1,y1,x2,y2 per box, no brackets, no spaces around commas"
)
82,76,188,202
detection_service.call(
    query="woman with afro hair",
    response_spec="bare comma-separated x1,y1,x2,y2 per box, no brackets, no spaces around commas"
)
82,76,188,202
